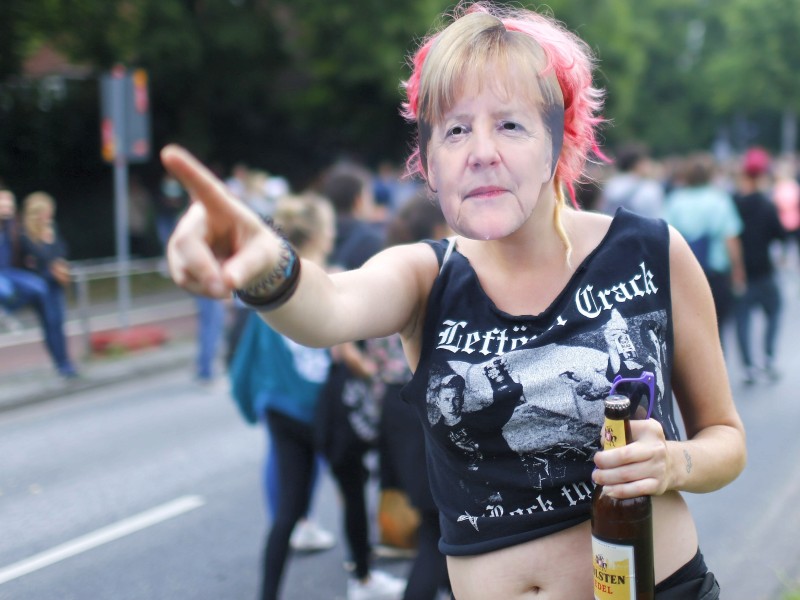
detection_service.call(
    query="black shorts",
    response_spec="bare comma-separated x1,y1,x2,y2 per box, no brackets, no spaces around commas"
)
655,548,720,599
450,547,720,599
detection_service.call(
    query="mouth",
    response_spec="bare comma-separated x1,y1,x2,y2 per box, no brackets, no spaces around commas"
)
464,186,508,200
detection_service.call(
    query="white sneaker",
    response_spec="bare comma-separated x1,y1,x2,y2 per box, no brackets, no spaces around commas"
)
0,311,22,334
289,520,336,552
347,570,406,600
373,543,417,560
763,364,781,382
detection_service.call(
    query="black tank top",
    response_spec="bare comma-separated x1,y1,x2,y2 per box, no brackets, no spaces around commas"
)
401,208,679,555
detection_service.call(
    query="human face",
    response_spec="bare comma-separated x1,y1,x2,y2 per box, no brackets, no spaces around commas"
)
440,386,462,423
426,81,555,241
0,192,14,219
37,203,54,225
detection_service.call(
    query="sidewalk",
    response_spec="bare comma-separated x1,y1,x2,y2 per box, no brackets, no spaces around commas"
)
0,290,200,413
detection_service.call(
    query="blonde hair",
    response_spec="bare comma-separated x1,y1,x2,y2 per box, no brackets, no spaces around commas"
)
22,191,56,243
271,193,334,253
403,2,606,261
414,10,564,178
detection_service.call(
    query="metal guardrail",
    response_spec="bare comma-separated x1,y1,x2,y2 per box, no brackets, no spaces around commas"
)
1,257,193,358
70,257,166,357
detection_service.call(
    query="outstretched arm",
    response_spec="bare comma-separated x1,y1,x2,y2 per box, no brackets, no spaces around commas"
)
162,145,437,351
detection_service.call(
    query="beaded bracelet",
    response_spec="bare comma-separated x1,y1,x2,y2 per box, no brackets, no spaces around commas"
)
234,236,302,311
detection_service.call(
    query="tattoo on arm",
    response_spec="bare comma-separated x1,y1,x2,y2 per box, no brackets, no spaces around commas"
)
683,449,693,474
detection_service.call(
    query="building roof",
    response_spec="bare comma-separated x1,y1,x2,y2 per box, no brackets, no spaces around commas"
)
22,44,92,79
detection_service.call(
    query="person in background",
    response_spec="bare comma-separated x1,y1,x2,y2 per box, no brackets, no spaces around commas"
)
732,147,787,384
224,171,334,552
155,173,190,261
18,191,78,378
128,174,156,258
323,167,385,268
665,152,746,341
194,295,226,384
368,192,453,600
598,142,664,218
229,193,404,600
0,188,29,333
316,165,399,598
165,170,227,385
225,162,250,201
163,3,746,598
772,156,800,268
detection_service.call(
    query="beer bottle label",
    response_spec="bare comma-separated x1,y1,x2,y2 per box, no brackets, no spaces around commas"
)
591,537,635,600
602,418,626,450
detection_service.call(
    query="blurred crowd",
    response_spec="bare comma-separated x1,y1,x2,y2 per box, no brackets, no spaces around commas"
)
185,157,449,600
589,143,799,386
4,143,798,599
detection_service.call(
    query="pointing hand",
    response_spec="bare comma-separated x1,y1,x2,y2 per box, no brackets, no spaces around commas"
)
161,145,283,298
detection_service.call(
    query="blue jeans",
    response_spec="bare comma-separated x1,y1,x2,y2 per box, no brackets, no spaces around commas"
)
0,274,14,301
194,296,225,379
734,274,781,368
0,267,47,310
0,268,75,374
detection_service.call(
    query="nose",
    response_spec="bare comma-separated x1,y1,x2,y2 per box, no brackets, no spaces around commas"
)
468,126,500,169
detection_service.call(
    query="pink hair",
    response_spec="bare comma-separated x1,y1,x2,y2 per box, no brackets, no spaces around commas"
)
401,2,606,205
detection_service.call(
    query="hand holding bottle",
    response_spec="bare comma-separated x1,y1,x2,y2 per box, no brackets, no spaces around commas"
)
591,395,656,599
592,417,672,499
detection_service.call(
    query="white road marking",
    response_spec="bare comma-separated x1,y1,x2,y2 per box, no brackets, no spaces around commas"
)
0,495,205,585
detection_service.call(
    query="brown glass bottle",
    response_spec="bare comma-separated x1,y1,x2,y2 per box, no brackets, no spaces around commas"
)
591,394,655,600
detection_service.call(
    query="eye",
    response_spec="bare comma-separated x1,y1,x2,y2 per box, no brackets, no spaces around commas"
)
446,124,469,137
501,121,520,131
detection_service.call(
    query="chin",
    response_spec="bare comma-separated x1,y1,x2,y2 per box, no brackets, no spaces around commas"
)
451,203,529,241
453,220,520,241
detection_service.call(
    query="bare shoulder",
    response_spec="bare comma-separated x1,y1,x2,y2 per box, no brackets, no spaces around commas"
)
665,224,704,282
564,208,614,261
365,239,442,282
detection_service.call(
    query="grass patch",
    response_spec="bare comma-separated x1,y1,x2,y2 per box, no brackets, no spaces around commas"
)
67,272,180,307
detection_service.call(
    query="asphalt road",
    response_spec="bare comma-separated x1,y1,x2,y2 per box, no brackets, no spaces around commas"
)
687,306,800,600
0,372,410,600
2,275,800,600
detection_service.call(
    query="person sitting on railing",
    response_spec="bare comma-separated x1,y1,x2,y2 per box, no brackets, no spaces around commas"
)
0,188,77,378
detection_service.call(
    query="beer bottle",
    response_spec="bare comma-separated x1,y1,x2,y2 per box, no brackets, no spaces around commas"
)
591,394,655,600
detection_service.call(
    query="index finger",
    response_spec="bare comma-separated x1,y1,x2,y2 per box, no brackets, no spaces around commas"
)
160,144,238,218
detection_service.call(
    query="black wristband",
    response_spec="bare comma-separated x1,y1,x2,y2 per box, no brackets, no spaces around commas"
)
234,237,302,311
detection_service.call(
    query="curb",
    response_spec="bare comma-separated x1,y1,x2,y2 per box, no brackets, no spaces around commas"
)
0,341,196,414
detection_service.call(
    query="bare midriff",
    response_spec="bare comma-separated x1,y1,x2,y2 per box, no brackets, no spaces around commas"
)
446,491,698,600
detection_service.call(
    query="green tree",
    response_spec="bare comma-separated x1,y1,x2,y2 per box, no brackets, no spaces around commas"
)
705,0,800,153
543,0,645,151
608,0,719,155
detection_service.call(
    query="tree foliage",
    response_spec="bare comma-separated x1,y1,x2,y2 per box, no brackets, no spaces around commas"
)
705,0,800,114
1,0,798,256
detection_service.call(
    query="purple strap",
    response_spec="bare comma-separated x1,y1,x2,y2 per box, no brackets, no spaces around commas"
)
609,371,656,419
